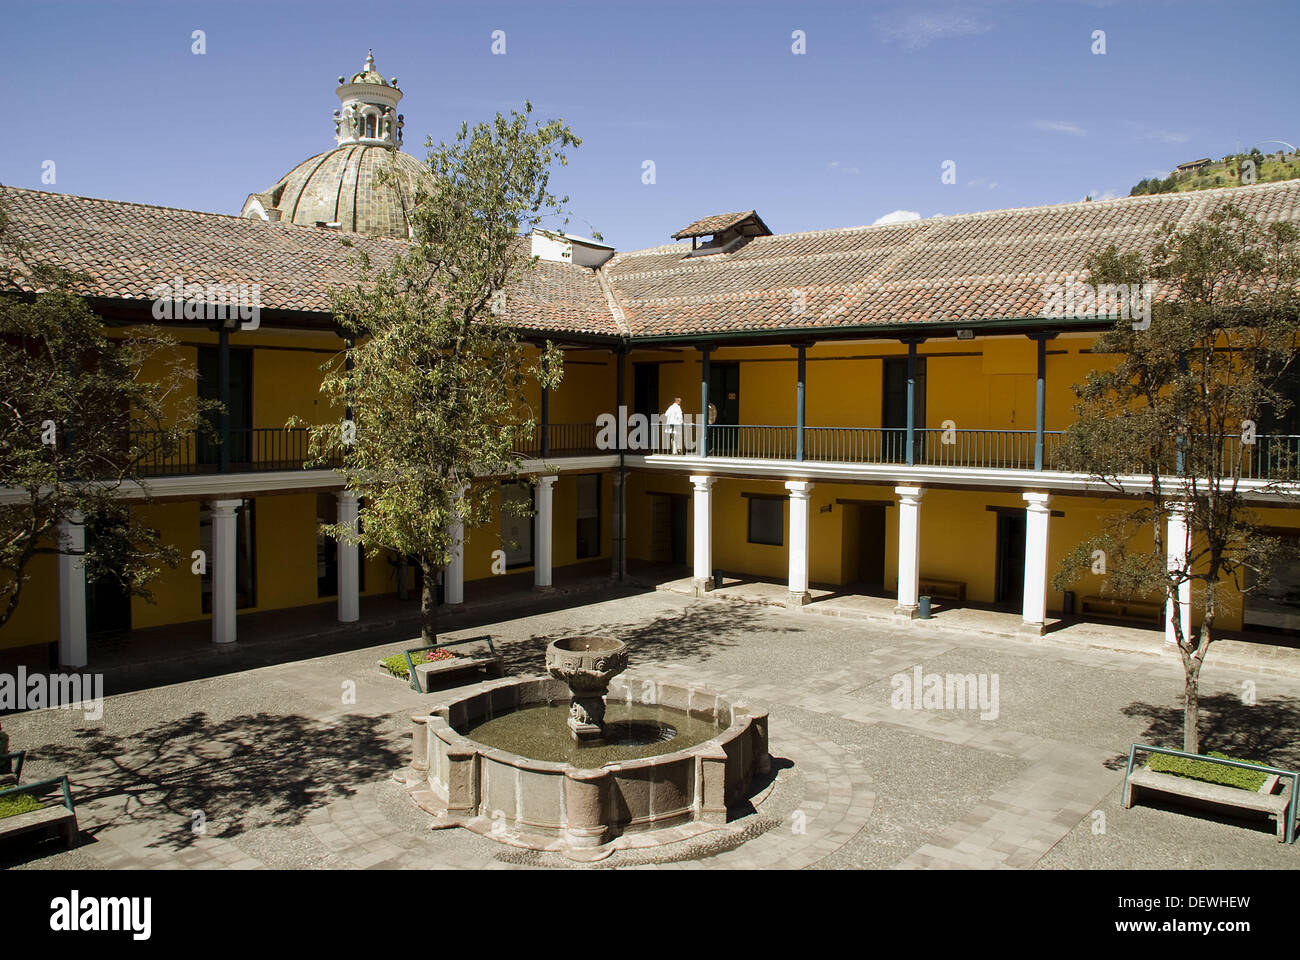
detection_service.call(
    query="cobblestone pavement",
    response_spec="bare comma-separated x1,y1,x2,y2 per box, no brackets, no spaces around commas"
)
5,589,1299,869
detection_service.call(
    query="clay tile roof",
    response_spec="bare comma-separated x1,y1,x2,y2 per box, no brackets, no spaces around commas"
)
0,187,618,338
606,180,1300,339
671,210,771,240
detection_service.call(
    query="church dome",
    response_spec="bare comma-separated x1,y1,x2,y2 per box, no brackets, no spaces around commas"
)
241,51,428,239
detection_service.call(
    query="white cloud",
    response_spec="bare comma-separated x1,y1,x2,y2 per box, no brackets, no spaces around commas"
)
828,160,860,175
877,11,991,49
1035,120,1086,137
1127,123,1191,144
873,210,922,225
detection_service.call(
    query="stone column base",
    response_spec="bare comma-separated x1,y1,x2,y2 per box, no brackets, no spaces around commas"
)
1019,621,1047,637
692,577,713,597
787,591,811,608
532,584,556,594
893,604,920,620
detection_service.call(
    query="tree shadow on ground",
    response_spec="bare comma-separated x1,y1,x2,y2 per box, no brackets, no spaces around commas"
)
1104,693,1300,770
487,598,803,676
3,710,401,861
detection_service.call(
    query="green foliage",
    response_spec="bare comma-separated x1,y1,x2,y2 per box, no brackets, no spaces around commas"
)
1147,751,1269,791
1054,204,1300,752
0,189,211,628
0,793,44,820
1128,152,1300,197
380,647,457,678
298,104,579,641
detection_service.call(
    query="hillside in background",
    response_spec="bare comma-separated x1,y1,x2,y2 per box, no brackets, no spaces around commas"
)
1130,149,1300,196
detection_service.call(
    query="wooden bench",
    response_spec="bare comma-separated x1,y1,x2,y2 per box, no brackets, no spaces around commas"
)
1081,595,1162,625
0,776,78,849
918,577,967,602
1124,766,1293,841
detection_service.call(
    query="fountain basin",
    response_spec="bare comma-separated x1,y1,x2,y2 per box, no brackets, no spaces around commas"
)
405,674,770,859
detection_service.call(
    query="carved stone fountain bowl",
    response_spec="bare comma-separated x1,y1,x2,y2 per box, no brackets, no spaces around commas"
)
545,635,629,692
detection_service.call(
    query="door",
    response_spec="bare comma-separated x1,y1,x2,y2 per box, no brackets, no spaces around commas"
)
859,505,886,585
995,512,1026,606
84,523,131,637
649,493,688,565
883,357,926,463
634,364,660,421
670,495,688,565
198,346,253,468
575,474,601,559
708,362,740,455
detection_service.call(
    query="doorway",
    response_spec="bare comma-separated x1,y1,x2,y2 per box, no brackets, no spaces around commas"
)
995,511,1026,606
649,493,688,565
841,503,887,589
882,356,926,463
197,345,253,468
85,522,131,637
708,362,740,455
634,363,660,421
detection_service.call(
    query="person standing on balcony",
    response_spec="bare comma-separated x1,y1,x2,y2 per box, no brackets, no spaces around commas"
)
664,397,684,454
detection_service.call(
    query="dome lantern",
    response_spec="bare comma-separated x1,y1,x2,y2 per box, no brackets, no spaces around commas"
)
332,49,404,147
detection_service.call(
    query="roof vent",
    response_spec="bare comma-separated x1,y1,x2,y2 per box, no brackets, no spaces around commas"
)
672,210,771,254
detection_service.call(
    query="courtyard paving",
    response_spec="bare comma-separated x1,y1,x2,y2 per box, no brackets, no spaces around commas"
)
3,588,1298,870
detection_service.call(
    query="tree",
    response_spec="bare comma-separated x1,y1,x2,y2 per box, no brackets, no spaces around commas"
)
1054,204,1300,753
0,189,209,634
302,104,577,642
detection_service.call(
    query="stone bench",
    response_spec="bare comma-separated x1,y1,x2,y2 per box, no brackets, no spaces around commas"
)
1081,595,1162,625
918,577,966,602
1123,766,1293,841
0,776,78,849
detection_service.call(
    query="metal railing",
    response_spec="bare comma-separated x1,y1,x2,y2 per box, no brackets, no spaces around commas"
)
516,422,603,459
130,427,336,477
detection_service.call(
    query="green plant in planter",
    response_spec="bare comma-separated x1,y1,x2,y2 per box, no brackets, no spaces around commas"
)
1147,751,1269,791
381,647,458,679
0,793,43,820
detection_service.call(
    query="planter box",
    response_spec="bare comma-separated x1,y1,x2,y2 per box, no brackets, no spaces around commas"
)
1123,766,1293,842
379,653,504,692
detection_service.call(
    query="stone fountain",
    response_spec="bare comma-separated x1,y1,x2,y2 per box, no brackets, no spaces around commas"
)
544,635,629,744
401,634,772,860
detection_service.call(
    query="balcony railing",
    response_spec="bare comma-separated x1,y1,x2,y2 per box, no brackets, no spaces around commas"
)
131,428,337,477
514,422,604,459
641,424,1300,479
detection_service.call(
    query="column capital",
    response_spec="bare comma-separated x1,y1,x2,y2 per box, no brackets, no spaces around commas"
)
1022,491,1052,510
894,485,925,501
57,509,85,527
208,498,243,516
784,480,814,498
336,488,359,505
1164,499,1192,516
689,474,716,490
537,473,559,488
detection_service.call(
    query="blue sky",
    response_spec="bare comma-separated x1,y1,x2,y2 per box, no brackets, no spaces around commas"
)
4,0,1298,251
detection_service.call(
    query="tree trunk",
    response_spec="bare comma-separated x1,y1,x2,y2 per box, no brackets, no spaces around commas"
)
1183,660,1201,754
419,558,438,643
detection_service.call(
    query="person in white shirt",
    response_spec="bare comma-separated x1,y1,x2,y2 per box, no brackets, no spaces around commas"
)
664,397,684,454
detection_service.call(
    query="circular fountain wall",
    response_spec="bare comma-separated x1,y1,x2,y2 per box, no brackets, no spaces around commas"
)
404,671,771,860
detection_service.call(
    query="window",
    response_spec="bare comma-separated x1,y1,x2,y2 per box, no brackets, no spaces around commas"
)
200,499,256,612
364,114,377,138
576,474,601,559
747,496,784,546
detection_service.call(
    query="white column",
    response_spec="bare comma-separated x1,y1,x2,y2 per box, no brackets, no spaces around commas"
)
445,487,466,606
1165,502,1192,646
336,490,360,623
786,480,814,606
1022,492,1053,635
690,474,715,596
56,510,87,668
534,475,557,590
893,486,925,618
209,499,242,645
